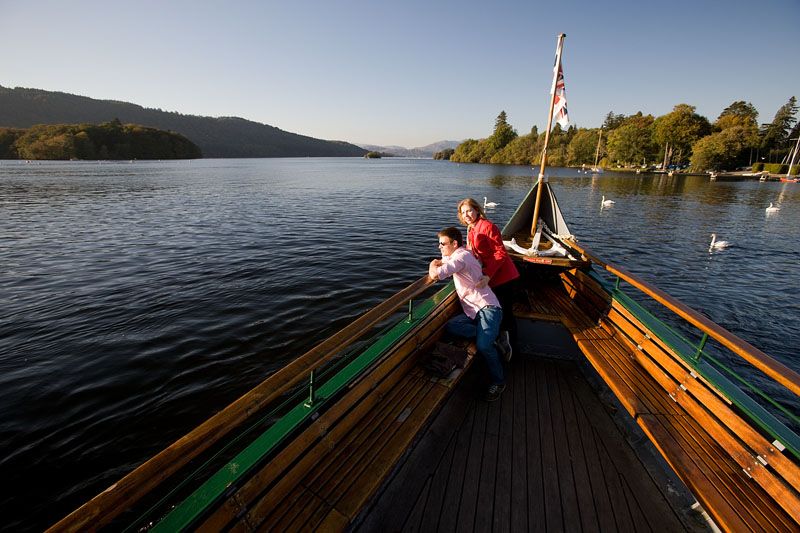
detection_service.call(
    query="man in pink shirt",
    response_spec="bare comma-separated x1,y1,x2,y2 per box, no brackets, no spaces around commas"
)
429,227,505,401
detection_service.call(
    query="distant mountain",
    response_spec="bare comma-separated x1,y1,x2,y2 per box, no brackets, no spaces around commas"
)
358,140,461,158
0,86,367,158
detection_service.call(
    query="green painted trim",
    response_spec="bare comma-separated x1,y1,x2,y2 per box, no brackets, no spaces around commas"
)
152,281,455,531
588,270,800,460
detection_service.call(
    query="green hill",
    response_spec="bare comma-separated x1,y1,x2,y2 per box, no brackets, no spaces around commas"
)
0,86,367,158
0,120,201,160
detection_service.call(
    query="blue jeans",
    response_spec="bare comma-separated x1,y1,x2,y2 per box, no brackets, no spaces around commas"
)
445,306,504,385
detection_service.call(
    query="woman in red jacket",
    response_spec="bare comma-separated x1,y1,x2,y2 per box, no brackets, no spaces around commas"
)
457,198,520,358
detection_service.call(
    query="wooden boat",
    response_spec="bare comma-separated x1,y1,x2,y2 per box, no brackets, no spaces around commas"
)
50,36,800,533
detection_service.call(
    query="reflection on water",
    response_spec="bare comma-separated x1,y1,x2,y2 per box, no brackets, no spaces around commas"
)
1,159,798,530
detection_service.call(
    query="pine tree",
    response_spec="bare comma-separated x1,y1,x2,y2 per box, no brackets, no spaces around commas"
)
760,97,797,151
489,111,517,151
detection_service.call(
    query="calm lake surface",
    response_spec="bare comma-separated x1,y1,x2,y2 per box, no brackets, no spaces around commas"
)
1,158,798,529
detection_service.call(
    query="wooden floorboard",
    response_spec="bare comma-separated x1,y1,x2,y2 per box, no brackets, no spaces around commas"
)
436,399,476,533
509,361,529,532
523,357,545,533
537,360,563,532
358,329,690,532
556,366,600,532
568,368,685,532
457,396,488,532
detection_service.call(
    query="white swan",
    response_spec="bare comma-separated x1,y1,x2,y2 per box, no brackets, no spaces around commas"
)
709,233,730,252
601,195,615,207
483,196,498,209
766,202,780,213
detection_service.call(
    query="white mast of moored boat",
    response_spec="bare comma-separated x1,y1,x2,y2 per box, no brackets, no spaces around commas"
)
531,33,566,236
591,128,603,173
786,136,800,178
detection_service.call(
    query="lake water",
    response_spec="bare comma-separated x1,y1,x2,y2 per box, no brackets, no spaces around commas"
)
1,158,798,530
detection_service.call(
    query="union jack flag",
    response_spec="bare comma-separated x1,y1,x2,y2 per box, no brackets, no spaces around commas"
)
552,64,569,128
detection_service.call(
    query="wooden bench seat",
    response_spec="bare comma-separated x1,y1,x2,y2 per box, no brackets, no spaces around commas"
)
195,296,465,531
535,270,800,531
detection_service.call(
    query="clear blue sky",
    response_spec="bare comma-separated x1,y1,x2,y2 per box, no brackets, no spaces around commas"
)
1,0,798,148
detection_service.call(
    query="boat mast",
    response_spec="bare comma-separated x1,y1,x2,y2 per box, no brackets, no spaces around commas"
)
787,136,800,178
531,33,566,236
593,128,602,167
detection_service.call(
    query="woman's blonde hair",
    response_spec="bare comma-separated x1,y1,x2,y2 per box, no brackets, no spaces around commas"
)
456,198,485,226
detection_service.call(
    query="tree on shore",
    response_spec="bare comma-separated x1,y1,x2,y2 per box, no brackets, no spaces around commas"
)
489,111,517,151
451,111,519,164
448,97,795,171
653,104,711,166
490,132,541,165
433,148,454,160
716,101,758,130
567,129,602,166
760,96,797,162
1,120,201,160
606,113,656,166
602,111,627,131
690,101,760,171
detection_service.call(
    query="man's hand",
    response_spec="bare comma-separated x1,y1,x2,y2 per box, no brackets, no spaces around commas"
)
475,275,490,289
428,259,441,281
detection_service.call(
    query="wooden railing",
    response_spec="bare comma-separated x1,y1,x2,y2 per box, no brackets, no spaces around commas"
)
49,275,436,532
568,240,800,399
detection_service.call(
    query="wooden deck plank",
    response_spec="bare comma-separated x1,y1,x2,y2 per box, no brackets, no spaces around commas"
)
569,385,626,532
509,356,529,532
436,396,477,533
403,475,432,532
568,366,686,532
492,378,515,533
417,428,458,530
536,359,564,531
524,356,546,532
595,434,637,532
359,345,699,533
546,361,582,532
474,394,501,533
456,397,488,531
556,365,601,532
355,371,475,532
